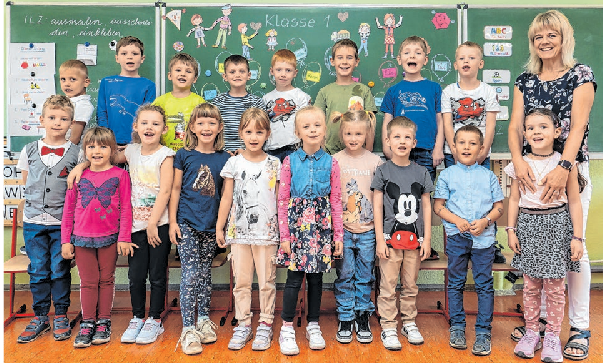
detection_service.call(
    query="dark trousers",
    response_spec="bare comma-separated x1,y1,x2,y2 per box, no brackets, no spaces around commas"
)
281,270,323,323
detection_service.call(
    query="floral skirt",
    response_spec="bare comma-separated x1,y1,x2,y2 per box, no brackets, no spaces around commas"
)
276,196,333,273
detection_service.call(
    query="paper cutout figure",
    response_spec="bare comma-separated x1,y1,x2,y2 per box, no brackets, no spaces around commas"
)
496,106,509,121
352,77,359,82
204,89,218,101
305,71,320,83
265,29,278,51
165,9,182,30
483,69,511,83
432,13,451,29
286,38,308,67
338,12,349,22
358,23,371,57
495,86,510,101
238,23,259,60
173,42,184,52
375,97,383,107
382,67,397,78
218,63,225,73
187,14,212,48
376,14,403,59
212,4,232,49
77,44,98,66
331,30,351,42
250,69,258,79
484,26,513,40
430,54,451,83
484,42,513,57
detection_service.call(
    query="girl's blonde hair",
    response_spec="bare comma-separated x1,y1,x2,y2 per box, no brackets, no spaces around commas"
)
81,127,118,164
184,103,225,151
525,10,576,74
294,105,326,146
131,104,166,144
334,110,376,147
239,107,271,135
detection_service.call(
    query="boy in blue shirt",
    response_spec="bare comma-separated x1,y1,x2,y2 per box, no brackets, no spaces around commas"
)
434,125,504,356
381,36,444,182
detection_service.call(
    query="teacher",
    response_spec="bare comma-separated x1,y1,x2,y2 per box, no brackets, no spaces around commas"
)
508,10,596,361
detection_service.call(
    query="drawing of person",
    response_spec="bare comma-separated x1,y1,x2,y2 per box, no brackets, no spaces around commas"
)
186,14,212,48
265,29,278,51
212,4,232,49
358,23,371,57
239,23,258,60
375,13,403,59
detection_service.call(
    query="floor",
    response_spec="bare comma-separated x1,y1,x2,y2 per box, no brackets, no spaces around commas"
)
4,290,602,363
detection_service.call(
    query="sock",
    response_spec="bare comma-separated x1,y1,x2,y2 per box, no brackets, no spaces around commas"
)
260,322,272,328
283,321,293,328
308,321,319,327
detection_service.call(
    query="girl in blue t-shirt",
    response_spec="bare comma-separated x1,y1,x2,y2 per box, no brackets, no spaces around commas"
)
168,103,230,355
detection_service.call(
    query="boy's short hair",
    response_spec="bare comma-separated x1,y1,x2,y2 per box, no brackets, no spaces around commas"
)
387,116,416,137
116,36,145,56
81,127,118,163
271,49,297,68
457,41,484,58
237,23,246,33
399,35,429,55
224,54,249,71
454,125,484,145
239,107,271,135
59,59,88,77
169,53,199,78
42,95,74,120
331,38,359,59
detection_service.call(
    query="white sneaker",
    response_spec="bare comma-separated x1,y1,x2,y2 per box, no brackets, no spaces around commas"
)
305,323,326,350
401,322,424,345
252,324,273,351
121,317,144,343
136,318,164,344
228,325,252,350
196,318,217,344
176,327,203,355
381,328,402,351
279,326,299,356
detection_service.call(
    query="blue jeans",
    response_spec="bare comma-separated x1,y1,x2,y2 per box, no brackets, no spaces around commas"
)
446,233,495,334
410,148,436,182
334,230,376,321
444,154,491,169
23,223,71,316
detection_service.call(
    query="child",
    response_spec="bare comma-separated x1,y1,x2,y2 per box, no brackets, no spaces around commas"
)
434,125,504,356
168,103,230,355
262,49,311,162
505,109,583,362
371,117,433,351
59,60,94,145
61,127,134,348
315,39,377,155
153,53,205,152
381,35,444,182
16,95,80,343
211,54,264,153
441,41,499,168
97,36,156,146
215,108,281,351
276,105,343,356
332,110,382,344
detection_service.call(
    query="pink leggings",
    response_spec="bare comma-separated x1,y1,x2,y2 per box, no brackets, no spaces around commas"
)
523,274,565,335
75,244,118,321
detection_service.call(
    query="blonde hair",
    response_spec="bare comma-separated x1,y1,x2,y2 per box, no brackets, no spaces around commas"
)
399,35,429,55
239,108,271,135
334,110,376,146
265,28,277,37
81,127,118,164
131,104,166,144
169,53,199,78
59,59,89,77
525,10,576,74
184,103,225,151
42,95,74,120
457,41,483,58
387,116,416,137
294,105,326,145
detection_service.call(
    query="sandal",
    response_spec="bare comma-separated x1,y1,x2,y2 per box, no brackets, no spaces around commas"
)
563,327,590,361
511,318,547,342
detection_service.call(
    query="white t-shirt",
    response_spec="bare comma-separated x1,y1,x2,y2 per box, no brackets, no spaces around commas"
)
441,82,499,155
124,144,176,232
262,88,311,150
39,95,94,143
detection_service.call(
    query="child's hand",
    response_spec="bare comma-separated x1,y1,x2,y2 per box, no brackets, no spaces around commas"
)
570,238,584,261
477,151,488,165
455,218,471,233
67,163,88,189
432,149,444,167
332,241,343,257
216,230,226,248
118,242,139,257
61,243,75,259
376,238,389,260
280,241,291,255
169,223,182,245
420,239,431,261
147,224,161,248
507,232,521,254
469,218,488,236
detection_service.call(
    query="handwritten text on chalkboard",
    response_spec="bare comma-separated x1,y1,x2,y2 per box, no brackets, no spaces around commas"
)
24,16,152,38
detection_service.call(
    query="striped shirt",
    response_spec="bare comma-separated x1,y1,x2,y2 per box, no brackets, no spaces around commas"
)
211,92,265,151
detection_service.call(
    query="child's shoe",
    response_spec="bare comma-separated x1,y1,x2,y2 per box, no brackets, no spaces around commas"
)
472,333,492,356
380,328,402,351
121,317,144,343
177,326,203,355
52,315,72,341
306,322,326,350
355,311,373,343
336,320,353,344
514,329,542,358
196,317,217,344
73,320,96,348
136,318,164,344
401,322,424,345
279,325,299,355
228,324,252,350
449,327,467,350
541,332,563,363
17,316,50,343
252,323,273,351
91,319,111,345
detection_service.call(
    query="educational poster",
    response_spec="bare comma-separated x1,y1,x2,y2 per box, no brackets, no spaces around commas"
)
8,43,56,77
7,104,43,137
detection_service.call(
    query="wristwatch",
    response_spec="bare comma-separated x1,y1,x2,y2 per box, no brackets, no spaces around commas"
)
558,159,572,171
485,217,492,226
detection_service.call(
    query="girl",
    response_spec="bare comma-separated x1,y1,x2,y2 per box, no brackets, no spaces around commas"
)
505,108,583,362
375,13,403,59
61,127,134,348
277,105,343,356
332,111,382,344
215,108,281,351
168,103,230,355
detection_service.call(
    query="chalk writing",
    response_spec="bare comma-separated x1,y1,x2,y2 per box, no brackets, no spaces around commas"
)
265,14,315,28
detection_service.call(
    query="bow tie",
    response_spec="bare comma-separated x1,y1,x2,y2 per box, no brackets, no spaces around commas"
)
41,146,65,156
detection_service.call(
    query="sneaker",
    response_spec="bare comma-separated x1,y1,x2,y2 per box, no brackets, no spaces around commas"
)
514,329,542,358
52,315,72,341
228,325,252,350
136,318,164,344
252,323,273,351
91,319,111,345
449,327,467,350
196,318,217,344
401,322,424,345
121,317,144,343
306,323,326,350
17,317,50,343
177,327,203,355
541,332,563,363
355,311,373,343
73,320,96,348
279,326,299,356
380,328,402,351
472,333,492,356
336,320,353,344
19,245,27,255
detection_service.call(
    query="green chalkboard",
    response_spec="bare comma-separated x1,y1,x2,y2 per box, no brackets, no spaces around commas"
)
467,7,603,153
163,5,460,152
7,3,159,152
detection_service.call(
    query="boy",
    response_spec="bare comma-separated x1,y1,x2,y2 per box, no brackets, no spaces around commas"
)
211,54,264,152
97,36,156,146
381,35,444,182
441,42,499,168
262,49,311,162
434,125,504,356
59,60,94,144
16,95,81,343
238,23,258,60
371,117,434,351
315,38,377,155
153,53,205,152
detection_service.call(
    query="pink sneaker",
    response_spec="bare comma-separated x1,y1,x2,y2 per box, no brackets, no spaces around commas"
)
514,329,542,358
541,332,563,363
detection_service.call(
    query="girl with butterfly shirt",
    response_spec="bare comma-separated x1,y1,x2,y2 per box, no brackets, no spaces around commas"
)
61,127,134,348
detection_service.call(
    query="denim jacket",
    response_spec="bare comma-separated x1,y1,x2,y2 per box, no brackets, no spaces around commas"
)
288,148,332,199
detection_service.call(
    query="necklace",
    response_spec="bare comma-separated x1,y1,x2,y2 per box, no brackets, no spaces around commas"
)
527,156,553,184
531,151,554,157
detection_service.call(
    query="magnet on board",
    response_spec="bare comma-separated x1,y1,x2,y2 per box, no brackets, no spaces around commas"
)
368,81,375,88
205,70,212,77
